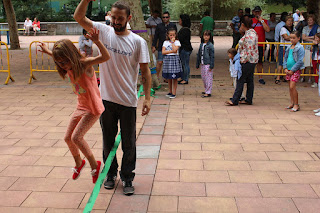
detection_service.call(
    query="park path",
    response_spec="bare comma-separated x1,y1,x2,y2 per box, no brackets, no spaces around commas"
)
0,35,320,212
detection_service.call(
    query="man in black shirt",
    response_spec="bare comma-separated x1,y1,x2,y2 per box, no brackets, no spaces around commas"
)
152,11,177,80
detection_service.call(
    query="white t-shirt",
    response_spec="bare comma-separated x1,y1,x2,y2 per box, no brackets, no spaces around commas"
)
280,27,291,47
201,43,206,64
162,40,181,56
24,20,32,27
93,22,150,107
314,51,320,60
146,16,162,35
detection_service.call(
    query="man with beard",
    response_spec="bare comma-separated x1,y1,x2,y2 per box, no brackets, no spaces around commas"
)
74,0,152,196
152,11,177,80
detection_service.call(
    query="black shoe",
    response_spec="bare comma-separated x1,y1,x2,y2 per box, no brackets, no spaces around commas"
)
259,79,266,85
122,181,134,195
104,175,116,189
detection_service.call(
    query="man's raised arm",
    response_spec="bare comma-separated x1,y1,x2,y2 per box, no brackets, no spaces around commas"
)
74,0,94,32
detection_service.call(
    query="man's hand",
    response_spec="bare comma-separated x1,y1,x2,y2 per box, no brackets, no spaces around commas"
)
141,99,151,116
258,16,263,22
86,27,99,42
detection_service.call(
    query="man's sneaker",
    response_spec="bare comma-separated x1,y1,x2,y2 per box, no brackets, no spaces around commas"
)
72,159,86,180
91,161,101,184
122,181,134,195
169,95,176,99
313,108,320,113
259,79,266,85
165,93,172,97
104,175,117,189
311,82,318,88
315,112,320,117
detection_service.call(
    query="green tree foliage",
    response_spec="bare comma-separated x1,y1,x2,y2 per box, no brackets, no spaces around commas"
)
10,0,51,21
266,0,306,11
165,0,265,20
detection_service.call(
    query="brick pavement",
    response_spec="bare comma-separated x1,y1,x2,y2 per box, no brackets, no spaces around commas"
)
0,35,320,212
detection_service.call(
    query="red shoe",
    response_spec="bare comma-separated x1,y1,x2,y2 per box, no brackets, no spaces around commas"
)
72,159,86,180
91,161,102,184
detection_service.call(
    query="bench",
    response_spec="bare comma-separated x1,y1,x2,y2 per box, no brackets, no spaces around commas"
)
17,23,48,35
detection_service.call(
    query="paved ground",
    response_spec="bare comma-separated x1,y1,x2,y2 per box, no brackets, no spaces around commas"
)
0,35,320,213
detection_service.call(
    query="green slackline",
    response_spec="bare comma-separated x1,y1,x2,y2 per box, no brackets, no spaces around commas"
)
83,85,145,213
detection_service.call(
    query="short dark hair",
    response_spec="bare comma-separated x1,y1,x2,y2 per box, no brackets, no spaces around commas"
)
153,10,160,15
280,12,288,22
242,16,253,28
228,48,237,56
111,1,130,16
238,9,243,13
180,14,191,28
245,8,251,14
82,29,87,35
291,31,301,38
163,11,170,17
270,13,276,18
166,28,177,40
204,11,210,16
201,30,213,43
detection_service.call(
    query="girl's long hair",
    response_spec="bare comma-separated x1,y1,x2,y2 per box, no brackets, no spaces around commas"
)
201,30,213,43
166,28,178,40
52,39,85,82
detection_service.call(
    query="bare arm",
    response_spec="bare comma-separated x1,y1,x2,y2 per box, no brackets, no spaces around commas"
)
74,0,93,32
140,63,151,116
302,34,315,42
282,33,290,41
162,43,179,55
38,42,53,57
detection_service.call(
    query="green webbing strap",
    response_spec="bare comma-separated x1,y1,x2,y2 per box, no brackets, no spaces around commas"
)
83,85,144,213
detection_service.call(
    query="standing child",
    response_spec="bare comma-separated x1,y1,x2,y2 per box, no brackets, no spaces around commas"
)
283,31,305,112
162,28,183,99
79,29,93,57
312,33,320,116
196,30,214,98
228,48,245,101
38,28,110,183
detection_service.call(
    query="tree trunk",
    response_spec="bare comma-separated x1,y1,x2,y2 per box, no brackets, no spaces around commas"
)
148,0,162,15
3,0,20,49
126,0,159,88
86,1,93,19
210,0,214,17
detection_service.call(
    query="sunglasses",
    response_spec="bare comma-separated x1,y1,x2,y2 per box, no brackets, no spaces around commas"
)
162,16,169,18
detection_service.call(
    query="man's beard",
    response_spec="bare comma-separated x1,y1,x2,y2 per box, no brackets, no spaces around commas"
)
112,22,127,32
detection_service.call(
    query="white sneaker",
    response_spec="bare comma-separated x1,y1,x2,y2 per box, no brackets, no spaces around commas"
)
308,78,312,84
314,108,320,113
311,82,318,88
315,112,320,116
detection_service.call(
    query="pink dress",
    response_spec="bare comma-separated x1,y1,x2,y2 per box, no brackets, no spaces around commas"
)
67,69,104,115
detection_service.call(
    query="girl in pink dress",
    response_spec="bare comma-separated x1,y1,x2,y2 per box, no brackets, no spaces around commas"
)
38,28,110,183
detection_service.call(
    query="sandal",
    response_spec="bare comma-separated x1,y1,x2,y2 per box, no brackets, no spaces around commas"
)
225,100,235,106
285,104,294,109
201,94,211,98
239,100,252,105
291,104,300,112
275,80,280,84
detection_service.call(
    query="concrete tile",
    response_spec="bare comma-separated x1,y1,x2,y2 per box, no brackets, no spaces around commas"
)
204,160,251,171
181,150,223,160
0,191,31,206
155,170,179,182
34,156,76,166
282,144,320,152
144,117,167,126
258,136,298,144
157,159,203,170
250,124,287,130
206,183,261,197
249,161,299,171
0,146,29,155
311,184,320,197
180,170,229,182
293,198,320,213
0,165,53,177
14,139,58,147
183,123,217,129
229,171,282,183
236,130,273,136
220,136,259,143
242,144,284,151
140,125,164,135
182,135,220,143
114,175,154,195
0,138,19,146
152,182,205,196
267,152,313,161
202,143,243,151
295,161,320,171
1,125,37,132
162,135,181,143
136,135,162,145
79,193,112,210
23,147,69,156
295,137,320,144
272,130,310,137
179,197,238,213
0,207,46,213
278,172,320,183
0,155,40,166
236,198,299,213
217,123,251,130
148,196,178,212
22,192,85,208
6,132,47,139
107,194,149,213
137,145,160,158
259,183,318,198
161,143,201,151
136,159,157,175
165,129,200,136
200,129,237,136
224,151,269,161
0,177,18,190
10,177,67,192
159,150,180,159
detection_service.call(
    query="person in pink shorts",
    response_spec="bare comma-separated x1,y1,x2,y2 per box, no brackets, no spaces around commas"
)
283,31,305,112
38,28,110,183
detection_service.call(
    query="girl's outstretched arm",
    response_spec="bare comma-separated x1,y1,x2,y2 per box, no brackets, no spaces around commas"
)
38,42,53,56
84,27,110,67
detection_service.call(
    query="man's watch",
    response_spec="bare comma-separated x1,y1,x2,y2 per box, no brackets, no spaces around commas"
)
261,20,264,23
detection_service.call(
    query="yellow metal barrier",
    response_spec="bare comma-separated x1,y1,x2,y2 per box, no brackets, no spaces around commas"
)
0,41,14,84
236,42,319,77
29,41,99,84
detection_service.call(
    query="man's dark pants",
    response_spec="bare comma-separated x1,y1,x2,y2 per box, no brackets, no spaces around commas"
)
232,33,241,48
231,63,256,105
100,100,136,182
